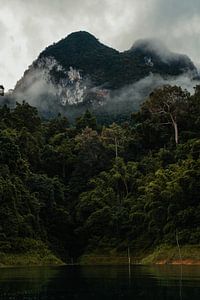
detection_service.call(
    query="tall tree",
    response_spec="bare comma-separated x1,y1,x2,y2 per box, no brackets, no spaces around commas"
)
146,85,190,145
75,110,97,131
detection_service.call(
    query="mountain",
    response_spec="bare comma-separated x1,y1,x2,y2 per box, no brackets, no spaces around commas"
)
12,31,199,120
128,38,197,77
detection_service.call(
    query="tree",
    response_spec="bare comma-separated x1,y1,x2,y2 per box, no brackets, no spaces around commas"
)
101,123,128,158
0,105,11,129
75,110,97,131
146,85,190,145
45,114,69,139
68,127,109,198
12,101,41,133
18,127,41,171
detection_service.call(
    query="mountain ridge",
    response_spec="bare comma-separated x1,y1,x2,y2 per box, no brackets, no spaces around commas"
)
9,31,200,119
37,31,198,86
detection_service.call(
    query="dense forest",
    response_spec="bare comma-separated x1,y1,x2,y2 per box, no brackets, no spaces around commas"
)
1,84,200,262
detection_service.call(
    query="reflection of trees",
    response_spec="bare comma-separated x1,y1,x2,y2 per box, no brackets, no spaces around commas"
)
146,265,200,283
144,265,200,300
0,266,200,299
0,267,59,299
78,266,200,300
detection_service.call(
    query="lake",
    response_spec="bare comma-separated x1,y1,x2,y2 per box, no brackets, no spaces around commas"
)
0,265,200,299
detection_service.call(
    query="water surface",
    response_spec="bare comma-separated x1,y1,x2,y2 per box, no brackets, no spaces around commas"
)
0,265,200,299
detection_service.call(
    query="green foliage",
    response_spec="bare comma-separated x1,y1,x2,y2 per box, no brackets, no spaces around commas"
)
1,85,200,264
12,101,41,132
75,110,97,131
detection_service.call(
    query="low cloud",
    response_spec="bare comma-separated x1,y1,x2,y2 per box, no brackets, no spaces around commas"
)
96,73,200,118
10,58,200,120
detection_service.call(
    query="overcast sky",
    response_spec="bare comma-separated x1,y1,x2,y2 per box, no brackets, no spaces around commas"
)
1,0,200,89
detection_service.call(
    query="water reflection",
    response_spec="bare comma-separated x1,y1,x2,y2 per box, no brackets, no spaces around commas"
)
180,265,183,300
0,265,200,299
0,266,59,299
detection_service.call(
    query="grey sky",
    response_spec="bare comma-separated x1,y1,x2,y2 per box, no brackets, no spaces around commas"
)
1,0,200,89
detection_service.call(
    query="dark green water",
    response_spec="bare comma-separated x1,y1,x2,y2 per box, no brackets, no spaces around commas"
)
0,265,200,299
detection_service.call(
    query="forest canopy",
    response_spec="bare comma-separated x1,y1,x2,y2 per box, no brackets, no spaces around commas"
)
1,84,200,261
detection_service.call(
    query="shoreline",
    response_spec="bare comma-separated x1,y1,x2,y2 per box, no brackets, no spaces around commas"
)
0,252,64,268
155,259,200,265
1,260,200,267
79,244,200,266
1,244,200,267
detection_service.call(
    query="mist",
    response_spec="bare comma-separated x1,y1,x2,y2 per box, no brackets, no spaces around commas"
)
95,73,200,120
131,39,190,64
9,61,200,121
